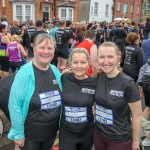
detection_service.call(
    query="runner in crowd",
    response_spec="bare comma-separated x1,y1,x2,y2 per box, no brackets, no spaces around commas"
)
65,20,74,55
55,20,71,70
105,24,114,42
71,25,87,49
94,42,142,150
10,20,22,36
6,34,27,73
92,24,102,48
95,23,105,44
127,21,139,34
144,17,150,40
114,24,127,52
59,48,97,150
121,32,143,82
0,23,10,78
75,30,98,76
49,22,59,66
22,20,36,60
8,34,62,150
139,22,144,47
30,20,47,48
142,35,150,65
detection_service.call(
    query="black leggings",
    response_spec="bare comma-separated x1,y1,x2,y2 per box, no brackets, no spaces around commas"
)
10,61,23,73
59,127,93,150
21,136,56,150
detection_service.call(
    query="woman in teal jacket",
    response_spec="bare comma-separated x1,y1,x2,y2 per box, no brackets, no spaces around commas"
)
8,34,62,150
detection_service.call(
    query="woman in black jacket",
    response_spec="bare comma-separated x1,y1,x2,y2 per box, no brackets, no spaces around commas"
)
121,32,143,82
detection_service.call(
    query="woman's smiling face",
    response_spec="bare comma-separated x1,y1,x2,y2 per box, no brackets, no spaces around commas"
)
98,46,119,77
34,39,55,67
71,53,89,80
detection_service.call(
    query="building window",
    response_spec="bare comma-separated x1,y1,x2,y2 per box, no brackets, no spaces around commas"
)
13,3,34,22
61,9,66,20
105,4,109,17
146,0,150,10
59,7,74,21
16,5,22,22
123,3,128,14
130,6,133,13
94,2,98,15
43,6,49,12
137,5,140,14
25,6,31,21
117,2,120,11
68,9,73,20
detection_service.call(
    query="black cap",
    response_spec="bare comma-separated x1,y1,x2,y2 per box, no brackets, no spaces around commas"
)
36,20,43,27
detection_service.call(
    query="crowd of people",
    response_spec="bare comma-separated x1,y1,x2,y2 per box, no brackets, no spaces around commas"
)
0,15,150,150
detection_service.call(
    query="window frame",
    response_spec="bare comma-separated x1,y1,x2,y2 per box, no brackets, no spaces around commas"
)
105,4,109,17
130,6,133,13
137,5,140,14
123,3,128,14
117,2,121,11
146,0,150,10
94,2,99,16
13,3,35,22
58,7,74,21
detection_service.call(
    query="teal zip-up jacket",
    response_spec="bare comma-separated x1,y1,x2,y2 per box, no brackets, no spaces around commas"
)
8,61,62,140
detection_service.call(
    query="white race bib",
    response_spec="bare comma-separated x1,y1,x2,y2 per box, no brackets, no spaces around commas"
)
96,105,114,125
65,106,87,123
39,90,61,110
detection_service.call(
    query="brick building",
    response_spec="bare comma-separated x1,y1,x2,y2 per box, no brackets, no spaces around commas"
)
0,0,79,24
112,0,142,22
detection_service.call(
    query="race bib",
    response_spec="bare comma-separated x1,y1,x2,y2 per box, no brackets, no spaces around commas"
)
65,106,87,123
96,105,114,125
39,90,61,110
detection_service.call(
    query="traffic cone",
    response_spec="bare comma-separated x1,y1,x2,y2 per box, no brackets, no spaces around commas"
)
51,146,59,150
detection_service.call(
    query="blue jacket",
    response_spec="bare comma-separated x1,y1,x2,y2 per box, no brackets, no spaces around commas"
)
8,61,62,140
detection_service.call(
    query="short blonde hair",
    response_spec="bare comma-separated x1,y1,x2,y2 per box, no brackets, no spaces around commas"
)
69,48,90,66
11,34,21,43
33,33,54,49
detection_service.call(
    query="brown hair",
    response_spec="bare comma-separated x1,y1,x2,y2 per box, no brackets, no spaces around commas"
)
146,17,150,22
58,20,66,27
126,32,139,44
0,23,6,32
